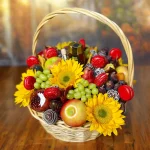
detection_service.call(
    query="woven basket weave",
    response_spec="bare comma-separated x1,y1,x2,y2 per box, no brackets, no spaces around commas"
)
28,8,134,142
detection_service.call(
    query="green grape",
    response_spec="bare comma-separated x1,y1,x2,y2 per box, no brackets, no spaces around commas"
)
41,82,46,89
45,84,50,88
68,90,74,95
39,74,48,81
83,80,89,87
85,88,91,94
76,83,82,87
81,91,86,96
74,88,79,93
80,78,85,84
43,69,50,75
92,88,99,95
34,82,40,89
46,80,50,85
36,78,42,83
74,92,81,99
47,74,53,78
67,94,74,99
89,83,96,89
81,96,87,102
36,71,42,77
86,94,92,99
78,84,84,91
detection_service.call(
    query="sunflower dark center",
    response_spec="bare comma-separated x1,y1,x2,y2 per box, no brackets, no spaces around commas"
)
98,109,107,118
63,76,70,82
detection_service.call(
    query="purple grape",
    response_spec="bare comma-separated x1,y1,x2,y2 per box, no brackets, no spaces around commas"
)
109,72,118,83
105,80,114,91
98,86,106,94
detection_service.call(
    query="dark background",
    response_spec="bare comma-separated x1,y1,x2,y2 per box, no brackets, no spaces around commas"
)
0,0,150,66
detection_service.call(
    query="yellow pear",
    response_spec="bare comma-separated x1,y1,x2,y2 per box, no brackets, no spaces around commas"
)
116,66,128,82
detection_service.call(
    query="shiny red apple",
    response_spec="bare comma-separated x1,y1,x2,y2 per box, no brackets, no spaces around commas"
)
60,99,87,127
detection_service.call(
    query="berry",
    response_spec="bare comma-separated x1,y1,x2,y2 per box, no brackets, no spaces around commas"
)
88,83,96,89
109,48,122,60
43,109,58,125
74,92,81,99
109,72,118,83
94,68,105,77
91,55,106,68
67,94,74,99
44,87,61,99
107,89,120,101
94,73,108,87
49,99,63,113
114,83,121,90
98,47,109,56
118,85,134,101
30,90,50,112
34,82,40,89
38,50,44,56
26,56,39,67
81,96,87,102
98,86,106,94
32,65,43,72
24,76,36,90
105,80,114,91
119,80,127,85
44,47,58,59
92,88,99,95
82,67,94,83
79,38,86,49
106,55,112,62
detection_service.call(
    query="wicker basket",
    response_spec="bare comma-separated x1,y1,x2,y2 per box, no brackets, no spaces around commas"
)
28,8,134,142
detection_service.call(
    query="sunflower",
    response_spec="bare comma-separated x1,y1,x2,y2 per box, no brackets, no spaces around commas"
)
21,69,35,80
50,59,83,89
86,93,125,136
14,69,35,107
56,41,72,50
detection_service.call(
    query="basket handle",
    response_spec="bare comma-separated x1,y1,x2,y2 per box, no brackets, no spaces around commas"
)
32,7,134,86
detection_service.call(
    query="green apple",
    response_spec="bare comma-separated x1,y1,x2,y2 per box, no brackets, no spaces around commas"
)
116,66,128,82
45,57,61,70
60,99,87,127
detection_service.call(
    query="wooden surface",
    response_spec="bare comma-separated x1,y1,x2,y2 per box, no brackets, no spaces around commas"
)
0,66,150,150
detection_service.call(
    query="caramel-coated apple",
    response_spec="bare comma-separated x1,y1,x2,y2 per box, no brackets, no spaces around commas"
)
30,90,50,112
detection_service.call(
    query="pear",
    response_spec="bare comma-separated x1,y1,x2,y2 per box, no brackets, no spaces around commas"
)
116,66,128,83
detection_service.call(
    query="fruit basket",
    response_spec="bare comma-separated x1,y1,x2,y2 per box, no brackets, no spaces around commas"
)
14,8,134,142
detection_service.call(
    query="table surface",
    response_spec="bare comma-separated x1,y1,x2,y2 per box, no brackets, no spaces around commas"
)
0,66,150,150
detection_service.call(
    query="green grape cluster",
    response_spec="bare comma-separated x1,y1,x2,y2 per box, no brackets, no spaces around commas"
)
67,79,99,102
34,69,53,89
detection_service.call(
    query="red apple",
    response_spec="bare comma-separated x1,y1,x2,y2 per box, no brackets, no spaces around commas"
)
82,67,94,83
60,99,87,127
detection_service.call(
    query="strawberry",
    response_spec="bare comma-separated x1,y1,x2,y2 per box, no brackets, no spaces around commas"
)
26,56,39,67
24,76,36,90
91,55,106,68
94,73,108,87
44,87,61,99
79,38,86,49
82,67,95,83
44,47,58,59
